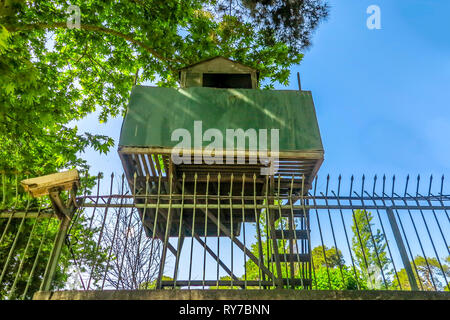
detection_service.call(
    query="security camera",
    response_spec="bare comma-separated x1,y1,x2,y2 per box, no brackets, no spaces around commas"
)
21,169,80,198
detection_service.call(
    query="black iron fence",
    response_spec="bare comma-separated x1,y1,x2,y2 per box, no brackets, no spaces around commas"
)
0,172,449,299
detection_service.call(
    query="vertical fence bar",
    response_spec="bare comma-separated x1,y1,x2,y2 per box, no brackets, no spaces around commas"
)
439,175,450,224
0,179,31,285
87,174,114,290
158,173,174,289
1,195,31,288
253,173,263,289
322,175,346,288
22,214,54,299
1,172,5,206
8,206,43,298
348,175,371,284
426,176,449,256
311,176,332,289
146,173,162,288
365,175,402,290
276,175,290,288
302,175,314,289
0,210,28,286
216,173,221,288
386,207,419,291
356,175,388,289
188,173,197,289
0,209,14,245
288,175,303,288
265,175,279,287
101,174,125,289
413,177,449,289
241,174,247,289
173,173,186,288
202,173,210,289
383,175,423,290
229,174,234,288
402,175,437,290
332,176,360,289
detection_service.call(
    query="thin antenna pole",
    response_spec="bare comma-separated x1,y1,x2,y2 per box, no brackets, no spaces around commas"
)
297,72,302,91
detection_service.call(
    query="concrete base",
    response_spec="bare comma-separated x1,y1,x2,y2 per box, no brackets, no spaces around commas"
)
33,289,450,300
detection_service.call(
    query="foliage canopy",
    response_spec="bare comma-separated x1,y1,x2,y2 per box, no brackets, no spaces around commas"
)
0,0,329,174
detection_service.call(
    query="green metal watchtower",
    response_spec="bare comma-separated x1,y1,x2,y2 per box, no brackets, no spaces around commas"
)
118,56,324,288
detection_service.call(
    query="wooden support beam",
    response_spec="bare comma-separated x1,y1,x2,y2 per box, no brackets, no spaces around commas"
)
119,146,324,160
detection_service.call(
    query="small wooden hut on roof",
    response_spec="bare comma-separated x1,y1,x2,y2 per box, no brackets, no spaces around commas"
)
178,56,259,89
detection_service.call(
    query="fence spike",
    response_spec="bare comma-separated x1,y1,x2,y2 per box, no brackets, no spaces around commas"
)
392,175,396,197
337,174,342,196
405,174,410,197
361,174,366,195
428,174,433,196
416,174,420,196
372,175,378,196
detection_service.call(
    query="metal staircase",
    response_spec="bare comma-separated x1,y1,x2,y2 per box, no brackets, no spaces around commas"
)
269,208,312,288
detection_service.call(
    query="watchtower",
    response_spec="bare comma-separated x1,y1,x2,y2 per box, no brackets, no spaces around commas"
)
118,56,324,288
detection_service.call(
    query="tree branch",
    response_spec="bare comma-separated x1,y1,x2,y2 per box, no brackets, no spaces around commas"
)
5,22,183,70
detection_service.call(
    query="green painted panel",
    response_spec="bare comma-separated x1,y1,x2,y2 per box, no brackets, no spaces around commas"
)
119,86,323,152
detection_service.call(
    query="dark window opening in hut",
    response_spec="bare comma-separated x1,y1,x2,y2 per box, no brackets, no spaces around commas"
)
202,73,252,89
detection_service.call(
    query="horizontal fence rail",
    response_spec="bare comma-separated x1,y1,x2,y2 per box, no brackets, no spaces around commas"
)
1,173,449,299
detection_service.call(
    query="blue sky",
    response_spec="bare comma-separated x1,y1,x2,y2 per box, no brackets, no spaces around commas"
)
71,1,450,285
298,0,450,179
